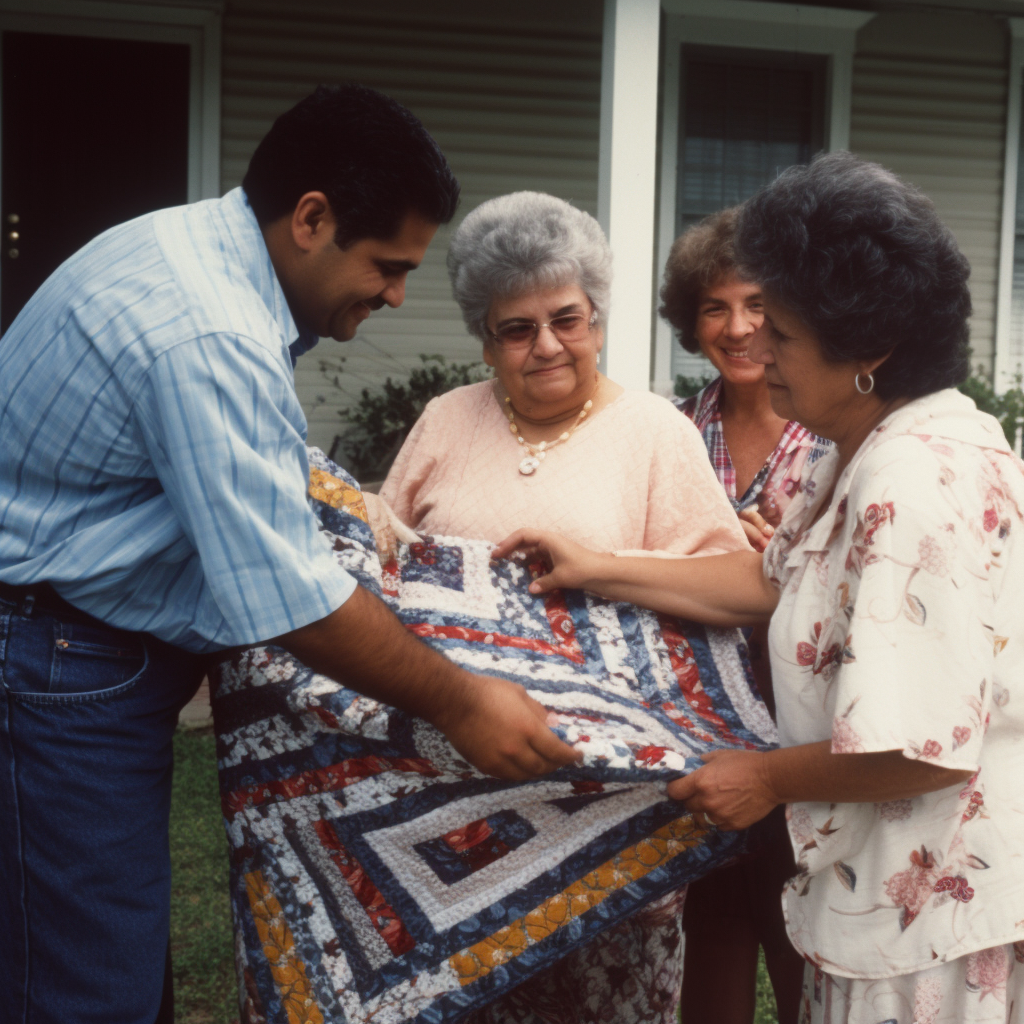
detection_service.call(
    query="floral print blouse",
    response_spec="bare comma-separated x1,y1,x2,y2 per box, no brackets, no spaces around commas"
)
763,388,1024,979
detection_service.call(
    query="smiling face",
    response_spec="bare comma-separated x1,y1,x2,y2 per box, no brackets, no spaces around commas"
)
693,273,765,387
268,193,439,342
483,283,602,418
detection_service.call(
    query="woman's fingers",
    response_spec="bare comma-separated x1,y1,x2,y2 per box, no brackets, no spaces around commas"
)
739,518,769,552
362,493,399,561
737,508,773,552
527,571,561,595
666,750,778,831
491,528,547,561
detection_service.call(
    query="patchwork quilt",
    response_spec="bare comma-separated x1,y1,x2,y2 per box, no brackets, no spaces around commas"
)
212,450,778,1024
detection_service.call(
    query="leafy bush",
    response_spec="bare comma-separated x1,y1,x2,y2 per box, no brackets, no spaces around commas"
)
957,366,1024,451
326,354,490,481
674,373,716,399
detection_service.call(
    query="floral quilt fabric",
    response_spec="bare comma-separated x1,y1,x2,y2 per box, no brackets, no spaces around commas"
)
765,389,1024,980
212,450,778,1024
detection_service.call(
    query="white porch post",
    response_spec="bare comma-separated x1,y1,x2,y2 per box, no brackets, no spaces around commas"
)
994,18,1024,395
597,0,661,392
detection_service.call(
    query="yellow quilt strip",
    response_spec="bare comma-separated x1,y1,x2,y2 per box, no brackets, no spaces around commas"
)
449,815,706,985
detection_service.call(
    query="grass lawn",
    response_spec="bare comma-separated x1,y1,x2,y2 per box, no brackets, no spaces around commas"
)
169,728,779,1023
170,728,236,1023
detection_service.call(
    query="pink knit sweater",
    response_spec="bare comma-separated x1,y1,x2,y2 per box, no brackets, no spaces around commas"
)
380,381,747,555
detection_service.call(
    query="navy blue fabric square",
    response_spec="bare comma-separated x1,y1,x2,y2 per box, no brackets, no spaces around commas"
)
401,542,464,591
414,810,536,884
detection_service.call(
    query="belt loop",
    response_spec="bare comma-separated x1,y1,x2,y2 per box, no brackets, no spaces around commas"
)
21,594,36,617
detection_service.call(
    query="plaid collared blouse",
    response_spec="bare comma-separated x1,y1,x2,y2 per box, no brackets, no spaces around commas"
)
673,376,832,527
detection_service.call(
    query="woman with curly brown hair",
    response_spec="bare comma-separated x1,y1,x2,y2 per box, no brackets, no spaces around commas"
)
659,208,818,1024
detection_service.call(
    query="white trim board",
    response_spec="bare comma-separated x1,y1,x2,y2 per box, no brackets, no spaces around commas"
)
597,0,661,393
993,17,1024,393
651,0,874,396
0,0,221,202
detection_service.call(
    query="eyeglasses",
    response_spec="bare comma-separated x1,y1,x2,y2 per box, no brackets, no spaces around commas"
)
488,310,598,349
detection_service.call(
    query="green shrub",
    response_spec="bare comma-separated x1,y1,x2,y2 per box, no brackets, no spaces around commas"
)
674,373,716,399
676,366,1023,451
326,354,490,481
957,366,1024,451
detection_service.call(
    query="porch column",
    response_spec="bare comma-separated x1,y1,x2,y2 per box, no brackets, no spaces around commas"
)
597,0,661,392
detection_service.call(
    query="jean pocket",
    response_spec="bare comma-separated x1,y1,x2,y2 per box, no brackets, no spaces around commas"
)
3,617,149,704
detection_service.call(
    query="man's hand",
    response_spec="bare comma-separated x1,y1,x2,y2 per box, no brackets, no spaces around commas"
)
431,673,582,780
491,529,608,596
278,586,579,783
667,749,778,831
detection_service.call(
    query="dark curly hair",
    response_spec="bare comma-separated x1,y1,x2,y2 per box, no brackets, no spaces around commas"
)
735,151,971,400
243,83,460,248
658,207,749,353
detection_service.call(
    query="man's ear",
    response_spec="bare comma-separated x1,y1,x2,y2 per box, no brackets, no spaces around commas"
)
290,192,335,253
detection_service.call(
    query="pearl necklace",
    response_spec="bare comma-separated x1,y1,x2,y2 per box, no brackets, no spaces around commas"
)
505,396,593,475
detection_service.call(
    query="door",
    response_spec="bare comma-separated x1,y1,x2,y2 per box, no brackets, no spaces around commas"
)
1,30,190,331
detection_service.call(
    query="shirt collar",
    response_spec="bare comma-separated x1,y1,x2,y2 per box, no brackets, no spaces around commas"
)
222,187,319,365
771,388,1012,565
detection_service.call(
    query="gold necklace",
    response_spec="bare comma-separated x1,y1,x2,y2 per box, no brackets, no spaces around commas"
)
505,396,593,475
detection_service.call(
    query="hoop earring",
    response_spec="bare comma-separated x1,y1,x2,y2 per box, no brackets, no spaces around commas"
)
855,371,875,395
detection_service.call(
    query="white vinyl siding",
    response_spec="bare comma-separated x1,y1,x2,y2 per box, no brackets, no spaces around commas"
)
220,0,601,453
848,9,1007,370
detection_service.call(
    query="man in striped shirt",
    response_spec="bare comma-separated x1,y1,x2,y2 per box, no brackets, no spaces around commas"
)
0,84,577,1024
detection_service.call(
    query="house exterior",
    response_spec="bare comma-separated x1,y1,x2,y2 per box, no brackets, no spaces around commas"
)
3,0,1024,453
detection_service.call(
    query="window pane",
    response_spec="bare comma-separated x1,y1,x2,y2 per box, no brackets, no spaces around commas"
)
1010,87,1024,379
672,47,826,377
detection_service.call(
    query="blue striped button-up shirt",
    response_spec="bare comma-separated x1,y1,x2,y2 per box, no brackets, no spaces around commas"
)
0,187,356,652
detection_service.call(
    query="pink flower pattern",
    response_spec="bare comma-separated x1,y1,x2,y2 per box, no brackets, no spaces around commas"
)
765,390,1024,982
801,946,1023,1024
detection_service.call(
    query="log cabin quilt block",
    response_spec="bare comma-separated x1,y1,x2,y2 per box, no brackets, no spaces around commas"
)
212,450,778,1024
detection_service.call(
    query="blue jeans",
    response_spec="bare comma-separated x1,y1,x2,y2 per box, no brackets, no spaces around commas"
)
0,593,204,1024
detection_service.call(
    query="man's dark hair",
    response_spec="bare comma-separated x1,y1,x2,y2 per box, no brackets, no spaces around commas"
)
736,151,971,401
243,83,460,247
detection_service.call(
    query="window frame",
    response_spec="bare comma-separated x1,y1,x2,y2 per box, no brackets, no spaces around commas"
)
654,0,873,393
994,16,1024,393
0,0,221,205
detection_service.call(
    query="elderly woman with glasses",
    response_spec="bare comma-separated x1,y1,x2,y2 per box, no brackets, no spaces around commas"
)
495,154,1024,1024
380,191,749,1024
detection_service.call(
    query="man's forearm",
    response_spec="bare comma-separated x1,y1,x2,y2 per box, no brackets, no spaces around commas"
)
275,585,468,729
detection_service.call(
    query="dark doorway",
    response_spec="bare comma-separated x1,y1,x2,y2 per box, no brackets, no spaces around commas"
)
1,30,190,331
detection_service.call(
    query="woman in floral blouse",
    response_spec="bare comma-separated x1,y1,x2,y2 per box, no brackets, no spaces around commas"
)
659,208,825,1024
494,152,1024,1024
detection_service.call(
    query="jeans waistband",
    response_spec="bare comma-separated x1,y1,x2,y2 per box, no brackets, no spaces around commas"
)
0,580,118,631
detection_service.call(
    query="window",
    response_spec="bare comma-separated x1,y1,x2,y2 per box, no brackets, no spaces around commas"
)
671,46,826,379
996,17,1024,392
652,1,871,392
676,47,826,235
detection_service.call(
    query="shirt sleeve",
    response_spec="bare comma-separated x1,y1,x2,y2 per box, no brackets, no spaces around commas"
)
639,404,749,556
133,333,357,646
378,397,440,531
824,441,994,772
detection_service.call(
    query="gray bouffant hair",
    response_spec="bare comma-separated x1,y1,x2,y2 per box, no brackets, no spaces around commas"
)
659,207,748,354
736,151,971,401
447,192,613,341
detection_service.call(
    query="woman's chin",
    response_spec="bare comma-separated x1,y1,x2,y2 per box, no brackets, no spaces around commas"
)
765,384,796,420
520,377,580,407
719,364,766,388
